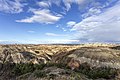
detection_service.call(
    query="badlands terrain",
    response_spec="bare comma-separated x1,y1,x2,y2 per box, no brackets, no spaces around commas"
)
0,43,120,80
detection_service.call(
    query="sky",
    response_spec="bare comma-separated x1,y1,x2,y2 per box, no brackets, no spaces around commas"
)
0,0,120,44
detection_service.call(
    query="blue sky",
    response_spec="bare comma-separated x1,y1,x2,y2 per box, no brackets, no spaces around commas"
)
0,0,120,44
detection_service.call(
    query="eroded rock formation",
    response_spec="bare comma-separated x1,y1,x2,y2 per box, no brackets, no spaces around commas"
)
0,43,120,80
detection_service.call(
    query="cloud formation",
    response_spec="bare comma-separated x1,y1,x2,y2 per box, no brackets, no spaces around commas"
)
67,21,76,27
63,0,85,11
38,1,50,8
15,0,110,24
38,39,80,44
0,0,120,44
71,1,120,42
45,33,67,36
16,9,62,24
28,30,35,33
0,0,25,13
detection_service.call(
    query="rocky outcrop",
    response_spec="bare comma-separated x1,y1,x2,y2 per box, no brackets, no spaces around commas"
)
55,47,120,69
0,45,80,64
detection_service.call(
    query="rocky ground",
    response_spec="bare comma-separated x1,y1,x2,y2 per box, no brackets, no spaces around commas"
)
0,43,120,80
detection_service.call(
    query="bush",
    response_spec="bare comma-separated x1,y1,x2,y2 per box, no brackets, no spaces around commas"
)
12,62,67,76
10,62,119,79
34,70,46,78
12,63,35,75
34,63,45,70
87,68,117,79
76,66,117,79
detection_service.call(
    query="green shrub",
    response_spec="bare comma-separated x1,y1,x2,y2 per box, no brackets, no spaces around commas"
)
12,62,67,76
76,66,117,79
34,63,45,70
12,63,35,75
87,68,117,79
11,62,118,79
34,70,46,78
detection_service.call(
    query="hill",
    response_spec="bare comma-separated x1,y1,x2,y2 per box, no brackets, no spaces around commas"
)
0,43,120,80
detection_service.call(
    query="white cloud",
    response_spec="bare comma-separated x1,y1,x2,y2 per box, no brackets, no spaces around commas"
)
86,22,120,42
71,1,120,42
0,40,21,44
0,0,25,13
62,28,67,32
82,7,101,18
36,39,80,44
55,25,67,31
56,25,59,28
47,39,80,44
45,33,67,36
45,33,59,36
75,0,85,4
63,0,85,11
28,30,35,33
3,39,79,44
47,0,85,11
38,1,50,8
31,39,80,44
16,9,62,24
67,21,76,27
50,0,106,12
49,0,61,6
63,0,73,11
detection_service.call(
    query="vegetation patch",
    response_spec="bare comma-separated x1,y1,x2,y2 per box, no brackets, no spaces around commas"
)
34,70,47,78
11,62,118,79
75,63,118,79
12,62,67,76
